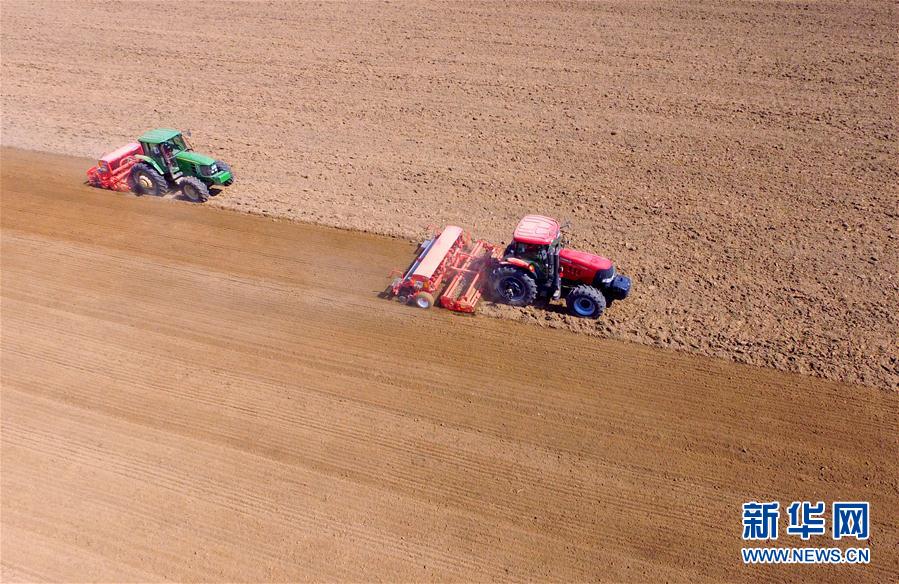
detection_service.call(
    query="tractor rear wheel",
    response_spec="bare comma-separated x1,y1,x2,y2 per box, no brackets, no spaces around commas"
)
215,160,234,186
412,291,434,309
180,177,210,202
566,285,606,319
130,163,167,196
491,265,538,307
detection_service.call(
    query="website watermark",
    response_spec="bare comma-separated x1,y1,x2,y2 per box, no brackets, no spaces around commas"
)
741,501,870,565
741,547,870,565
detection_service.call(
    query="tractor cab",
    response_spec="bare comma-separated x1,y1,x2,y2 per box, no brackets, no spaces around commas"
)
510,215,563,261
138,128,190,177
504,215,564,297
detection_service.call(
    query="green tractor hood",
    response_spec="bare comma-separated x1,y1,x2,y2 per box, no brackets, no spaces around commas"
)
175,150,216,166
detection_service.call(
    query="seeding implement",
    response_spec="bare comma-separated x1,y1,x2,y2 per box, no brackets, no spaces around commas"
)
387,226,499,313
86,142,142,192
387,215,632,319
87,129,233,202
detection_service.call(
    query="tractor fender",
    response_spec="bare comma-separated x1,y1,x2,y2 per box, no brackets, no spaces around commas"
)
502,258,535,272
134,154,165,175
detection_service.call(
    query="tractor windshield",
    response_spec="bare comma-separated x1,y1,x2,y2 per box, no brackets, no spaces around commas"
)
171,135,189,152
509,242,549,263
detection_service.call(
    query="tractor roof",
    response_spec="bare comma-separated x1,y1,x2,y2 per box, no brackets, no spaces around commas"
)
512,215,560,245
138,128,182,144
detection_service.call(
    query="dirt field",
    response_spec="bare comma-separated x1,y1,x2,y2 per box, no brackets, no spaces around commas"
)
1,1,896,390
2,149,898,582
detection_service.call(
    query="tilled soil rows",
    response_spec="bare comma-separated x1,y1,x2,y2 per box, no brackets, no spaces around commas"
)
3,149,897,582
1,1,896,389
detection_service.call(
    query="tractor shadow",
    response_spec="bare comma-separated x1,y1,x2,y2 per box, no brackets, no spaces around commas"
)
530,299,570,315
495,297,571,316
478,295,571,316
83,181,223,204
172,186,224,203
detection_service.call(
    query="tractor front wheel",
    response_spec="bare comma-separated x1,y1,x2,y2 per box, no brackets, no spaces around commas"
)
491,265,538,307
215,160,234,186
566,285,606,319
180,177,210,202
130,163,167,196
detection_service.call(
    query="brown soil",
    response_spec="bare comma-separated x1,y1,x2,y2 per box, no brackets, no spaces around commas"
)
2,149,898,582
1,4,897,389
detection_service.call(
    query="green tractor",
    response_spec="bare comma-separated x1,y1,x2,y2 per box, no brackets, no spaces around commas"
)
130,128,233,202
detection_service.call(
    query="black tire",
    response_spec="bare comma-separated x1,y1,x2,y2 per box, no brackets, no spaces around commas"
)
566,285,606,319
412,291,434,309
180,176,210,202
491,265,538,306
130,163,168,196
215,160,234,186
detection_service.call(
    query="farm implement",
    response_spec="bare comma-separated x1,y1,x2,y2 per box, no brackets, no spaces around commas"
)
387,226,500,312
87,129,233,202
387,215,631,319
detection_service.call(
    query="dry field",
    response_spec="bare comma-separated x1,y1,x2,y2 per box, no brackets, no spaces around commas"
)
1,1,896,390
2,149,897,582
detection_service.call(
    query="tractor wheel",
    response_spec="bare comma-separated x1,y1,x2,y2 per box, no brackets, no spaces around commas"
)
412,291,434,309
566,285,606,319
491,265,538,307
215,160,234,186
180,177,210,202
130,163,168,196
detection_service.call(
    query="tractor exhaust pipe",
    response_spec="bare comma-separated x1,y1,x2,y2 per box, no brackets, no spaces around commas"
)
553,247,562,298
556,247,562,293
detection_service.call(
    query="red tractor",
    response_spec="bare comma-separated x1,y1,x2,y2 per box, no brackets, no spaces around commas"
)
490,215,630,318
386,215,630,319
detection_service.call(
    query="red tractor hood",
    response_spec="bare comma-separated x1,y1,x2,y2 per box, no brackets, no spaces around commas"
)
560,248,612,271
